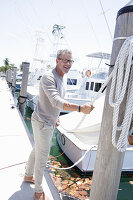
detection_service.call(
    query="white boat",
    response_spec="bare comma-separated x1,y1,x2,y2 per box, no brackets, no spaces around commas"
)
63,69,108,109
15,73,22,92
26,52,110,113
26,68,106,112
26,68,82,111
56,95,133,172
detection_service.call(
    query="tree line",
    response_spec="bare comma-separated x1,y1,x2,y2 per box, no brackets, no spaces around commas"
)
0,58,23,73
0,58,15,73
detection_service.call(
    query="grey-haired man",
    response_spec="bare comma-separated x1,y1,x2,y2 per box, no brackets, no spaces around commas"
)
24,49,94,200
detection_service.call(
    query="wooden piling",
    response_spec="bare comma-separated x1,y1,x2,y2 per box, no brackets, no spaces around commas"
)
18,62,30,117
6,69,12,87
12,67,17,95
90,2,133,200
6,69,8,82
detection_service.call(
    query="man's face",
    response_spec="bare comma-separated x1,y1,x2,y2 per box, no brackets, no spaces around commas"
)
56,53,74,76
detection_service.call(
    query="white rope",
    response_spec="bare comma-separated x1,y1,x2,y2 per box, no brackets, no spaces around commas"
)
109,35,133,152
60,70,113,132
46,145,97,170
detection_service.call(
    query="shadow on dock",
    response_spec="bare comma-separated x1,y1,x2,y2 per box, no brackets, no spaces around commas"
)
8,182,34,200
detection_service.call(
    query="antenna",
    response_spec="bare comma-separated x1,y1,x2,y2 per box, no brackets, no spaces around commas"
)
52,24,66,40
52,24,66,56
98,0,112,40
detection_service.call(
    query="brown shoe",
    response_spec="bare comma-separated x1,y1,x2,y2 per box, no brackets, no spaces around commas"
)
24,175,35,184
34,192,45,200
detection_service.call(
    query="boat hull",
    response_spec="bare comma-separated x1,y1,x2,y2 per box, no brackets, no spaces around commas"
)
56,129,97,172
56,129,133,172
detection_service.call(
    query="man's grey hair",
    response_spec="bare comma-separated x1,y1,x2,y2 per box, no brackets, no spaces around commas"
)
56,49,72,59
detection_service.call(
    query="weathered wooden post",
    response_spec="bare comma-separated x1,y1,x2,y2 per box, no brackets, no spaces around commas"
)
18,62,30,117
90,2,133,200
6,70,8,82
6,69,12,87
12,67,17,95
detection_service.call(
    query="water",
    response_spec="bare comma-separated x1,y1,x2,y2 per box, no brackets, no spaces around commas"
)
24,104,133,200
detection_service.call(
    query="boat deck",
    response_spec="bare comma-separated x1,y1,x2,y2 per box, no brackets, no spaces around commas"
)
0,78,60,200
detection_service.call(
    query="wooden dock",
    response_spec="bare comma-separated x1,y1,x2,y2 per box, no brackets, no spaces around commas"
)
0,77,60,200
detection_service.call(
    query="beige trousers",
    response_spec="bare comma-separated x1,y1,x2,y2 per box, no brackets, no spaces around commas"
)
25,116,54,193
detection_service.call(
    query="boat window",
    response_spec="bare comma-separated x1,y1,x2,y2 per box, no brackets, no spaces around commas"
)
17,74,22,77
94,82,102,92
85,82,89,90
67,78,77,85
90,82,94,90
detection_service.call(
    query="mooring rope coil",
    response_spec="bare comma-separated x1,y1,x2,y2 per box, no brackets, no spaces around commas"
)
109,35,133,152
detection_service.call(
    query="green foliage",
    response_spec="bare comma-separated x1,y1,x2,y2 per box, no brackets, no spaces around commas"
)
0,58,15,73
0,65,11,73
4,58,9,66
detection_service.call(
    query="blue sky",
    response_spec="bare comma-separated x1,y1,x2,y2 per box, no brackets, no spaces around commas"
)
0,0,129,69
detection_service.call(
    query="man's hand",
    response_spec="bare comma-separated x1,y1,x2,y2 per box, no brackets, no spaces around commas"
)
81,104,94,114
55,117,60,127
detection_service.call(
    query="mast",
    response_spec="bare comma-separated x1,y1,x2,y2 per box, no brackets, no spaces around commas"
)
31,31,47,72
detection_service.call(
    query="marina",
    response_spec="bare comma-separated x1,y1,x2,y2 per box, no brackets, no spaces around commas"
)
0,1,133,200
0,64,133,200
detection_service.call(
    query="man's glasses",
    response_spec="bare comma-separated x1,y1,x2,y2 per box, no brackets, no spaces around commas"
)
58,58,74,64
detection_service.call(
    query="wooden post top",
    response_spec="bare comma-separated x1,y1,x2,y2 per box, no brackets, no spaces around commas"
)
22,62,30,65
117,0,133,18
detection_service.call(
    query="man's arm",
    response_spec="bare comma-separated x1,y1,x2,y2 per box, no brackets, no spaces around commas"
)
41,73,94,114
63,102,94,114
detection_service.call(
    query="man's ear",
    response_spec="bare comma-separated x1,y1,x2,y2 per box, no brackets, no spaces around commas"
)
56,58,59,64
